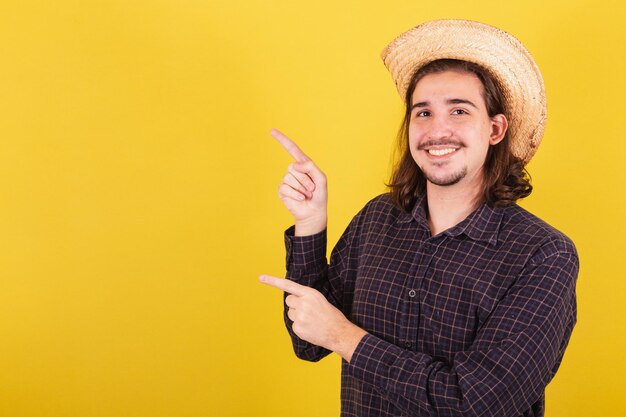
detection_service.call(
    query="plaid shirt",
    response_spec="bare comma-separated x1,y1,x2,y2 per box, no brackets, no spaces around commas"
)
283,193,578,417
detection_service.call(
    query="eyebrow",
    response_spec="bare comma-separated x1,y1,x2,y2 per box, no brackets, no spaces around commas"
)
410,98,479,111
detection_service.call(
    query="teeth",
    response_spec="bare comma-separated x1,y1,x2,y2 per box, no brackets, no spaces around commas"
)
428,148,457,156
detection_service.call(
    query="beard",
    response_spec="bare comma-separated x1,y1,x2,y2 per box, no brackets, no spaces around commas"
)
422,165,468,186
415,140,469,186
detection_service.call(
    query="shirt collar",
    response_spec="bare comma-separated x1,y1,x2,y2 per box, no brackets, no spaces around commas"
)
445,202,503,246
397,192,503,246
396,193,428,226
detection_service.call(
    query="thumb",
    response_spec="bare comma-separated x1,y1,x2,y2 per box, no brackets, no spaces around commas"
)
292,160,326,186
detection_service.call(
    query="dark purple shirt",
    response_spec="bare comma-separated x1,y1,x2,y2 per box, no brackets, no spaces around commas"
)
283,193,578,417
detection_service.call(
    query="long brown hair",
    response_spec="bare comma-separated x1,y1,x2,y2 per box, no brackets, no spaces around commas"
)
387,59,532,211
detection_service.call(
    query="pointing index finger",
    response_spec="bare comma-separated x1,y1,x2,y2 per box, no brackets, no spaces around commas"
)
259,274,307,297
270,128,311,163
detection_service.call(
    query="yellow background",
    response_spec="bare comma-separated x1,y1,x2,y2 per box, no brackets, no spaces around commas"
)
0,0,624,416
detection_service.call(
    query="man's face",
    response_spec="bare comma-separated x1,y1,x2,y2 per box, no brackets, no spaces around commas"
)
408,70,507,190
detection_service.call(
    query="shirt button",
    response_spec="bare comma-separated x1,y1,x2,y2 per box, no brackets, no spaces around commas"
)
408,289,416,298
405,342,412,348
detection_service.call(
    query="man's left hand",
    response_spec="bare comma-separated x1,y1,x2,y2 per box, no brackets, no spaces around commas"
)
259,274,367,362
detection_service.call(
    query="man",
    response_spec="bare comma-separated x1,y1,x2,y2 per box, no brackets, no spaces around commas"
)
260,20,578,417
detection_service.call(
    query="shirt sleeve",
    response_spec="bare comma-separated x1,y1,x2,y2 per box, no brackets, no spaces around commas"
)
282,208,365,362
345,240,579,417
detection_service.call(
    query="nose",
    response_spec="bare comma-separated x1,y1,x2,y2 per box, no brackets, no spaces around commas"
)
426,114,453,140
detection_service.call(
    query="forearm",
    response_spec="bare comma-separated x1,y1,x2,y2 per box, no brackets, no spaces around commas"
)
282,200,366,362
283,226,336,360
346,333,552,417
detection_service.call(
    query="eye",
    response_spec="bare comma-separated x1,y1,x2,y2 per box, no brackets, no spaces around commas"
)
452,109,468,115
414,110,430,118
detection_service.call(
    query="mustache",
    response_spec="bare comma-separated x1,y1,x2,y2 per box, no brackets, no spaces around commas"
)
417,140,465,150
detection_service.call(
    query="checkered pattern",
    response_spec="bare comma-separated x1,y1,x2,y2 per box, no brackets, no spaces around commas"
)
282,193,578,417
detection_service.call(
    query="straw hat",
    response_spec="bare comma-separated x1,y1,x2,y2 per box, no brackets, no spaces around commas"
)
381,19,546,164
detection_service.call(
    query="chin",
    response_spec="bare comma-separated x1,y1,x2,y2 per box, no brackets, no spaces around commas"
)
424,167,468,187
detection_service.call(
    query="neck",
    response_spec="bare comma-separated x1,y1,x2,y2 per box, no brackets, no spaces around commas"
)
425,180,484,236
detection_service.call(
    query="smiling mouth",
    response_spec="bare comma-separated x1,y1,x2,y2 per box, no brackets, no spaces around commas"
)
427,148,458,156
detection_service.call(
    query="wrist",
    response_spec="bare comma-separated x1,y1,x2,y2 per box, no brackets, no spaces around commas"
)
333,322,367,363
295,216,327,236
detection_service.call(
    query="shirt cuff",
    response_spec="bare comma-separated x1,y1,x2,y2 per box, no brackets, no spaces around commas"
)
346,333,409,393
284,225,327,276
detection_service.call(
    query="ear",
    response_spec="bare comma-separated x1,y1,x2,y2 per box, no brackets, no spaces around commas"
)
489,114,508,145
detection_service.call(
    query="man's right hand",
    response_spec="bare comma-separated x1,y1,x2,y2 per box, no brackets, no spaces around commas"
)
270,128,327,236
